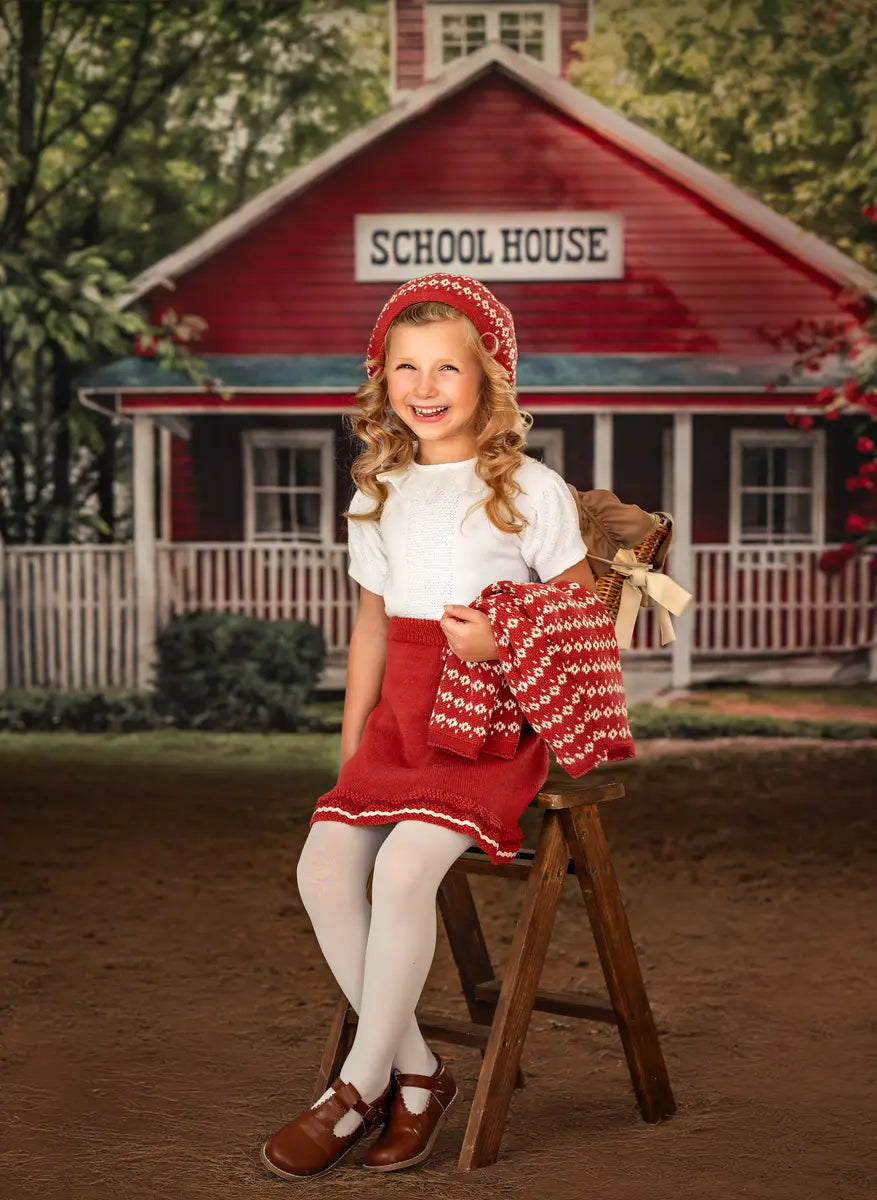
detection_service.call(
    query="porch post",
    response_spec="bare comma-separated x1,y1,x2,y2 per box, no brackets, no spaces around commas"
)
133,414,157,690
593,412,613,491
670,412,693,690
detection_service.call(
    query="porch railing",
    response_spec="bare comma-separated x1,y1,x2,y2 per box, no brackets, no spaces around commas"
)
155,542,358,653
1,541,874,689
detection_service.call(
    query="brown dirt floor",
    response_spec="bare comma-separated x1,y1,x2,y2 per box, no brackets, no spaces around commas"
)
1,738,876,1200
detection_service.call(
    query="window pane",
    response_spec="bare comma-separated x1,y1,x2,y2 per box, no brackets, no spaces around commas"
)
253,447,282,487
774,492,812,539
295,447,322,487
741,492,768,537
253,444,322,488
442,12,485,57
774,445,812,488
255,491,321,538
741,446,769,487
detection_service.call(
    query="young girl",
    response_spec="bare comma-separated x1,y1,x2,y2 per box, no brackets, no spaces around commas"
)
261,273,600,1179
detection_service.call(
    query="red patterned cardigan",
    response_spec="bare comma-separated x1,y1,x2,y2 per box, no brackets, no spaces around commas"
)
427,580,635,777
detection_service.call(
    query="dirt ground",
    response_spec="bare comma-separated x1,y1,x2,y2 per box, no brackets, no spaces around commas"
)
1,736,876,1200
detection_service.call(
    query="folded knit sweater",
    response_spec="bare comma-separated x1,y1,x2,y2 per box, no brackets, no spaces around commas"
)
426,579,634,777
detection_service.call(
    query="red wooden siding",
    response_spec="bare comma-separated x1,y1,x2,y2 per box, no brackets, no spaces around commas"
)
395,0,425,92
560,1,589,75
170,436,197,541
151,73,841,361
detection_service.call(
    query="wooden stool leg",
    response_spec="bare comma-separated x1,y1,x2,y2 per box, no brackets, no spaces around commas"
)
313,990,353,1102
458,811,569,1171
437,872,525,1091
561,804,676,1123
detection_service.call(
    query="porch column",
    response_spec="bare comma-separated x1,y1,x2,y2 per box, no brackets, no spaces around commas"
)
593,412,613,491
670,413,693,689
133,414,157,690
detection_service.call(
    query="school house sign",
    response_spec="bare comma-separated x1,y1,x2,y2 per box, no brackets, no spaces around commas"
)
355,212,624,282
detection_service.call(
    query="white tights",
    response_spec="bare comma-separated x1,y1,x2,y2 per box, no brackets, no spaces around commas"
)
296,819,473,1135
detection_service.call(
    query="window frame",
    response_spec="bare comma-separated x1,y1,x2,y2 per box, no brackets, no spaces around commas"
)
425,3,561,79
730,428,825,545
242,429,336,544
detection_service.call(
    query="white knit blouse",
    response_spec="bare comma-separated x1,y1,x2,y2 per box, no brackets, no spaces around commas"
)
345,454,588,619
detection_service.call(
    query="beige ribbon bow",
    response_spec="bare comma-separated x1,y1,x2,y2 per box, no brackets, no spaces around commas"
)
601,548,693,650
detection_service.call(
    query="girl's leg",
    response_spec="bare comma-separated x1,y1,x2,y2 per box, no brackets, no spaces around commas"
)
335,820,473,1127
296,819,454,1132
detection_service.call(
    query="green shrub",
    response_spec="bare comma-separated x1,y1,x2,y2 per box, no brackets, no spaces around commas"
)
0,689,161,732
153,611,325,731
629,706,877,741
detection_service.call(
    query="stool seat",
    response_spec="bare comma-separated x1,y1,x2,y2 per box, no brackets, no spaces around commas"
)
315,772,676,1170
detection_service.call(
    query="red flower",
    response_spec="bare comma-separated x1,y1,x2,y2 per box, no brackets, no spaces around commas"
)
863,204,877,224
860,461,877,477
824,407,841,421
798,415,815,431
846,512,868,534
856,436,875,453
785,412,798,427
846,476,863,491
815,387,835,404
842,378,861,402
819,544,856,574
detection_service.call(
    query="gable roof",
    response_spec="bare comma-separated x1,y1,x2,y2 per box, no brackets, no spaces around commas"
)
124,42,877,307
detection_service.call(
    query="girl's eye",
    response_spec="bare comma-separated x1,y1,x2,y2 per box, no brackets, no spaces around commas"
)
396,363,414,370
440,364,459,372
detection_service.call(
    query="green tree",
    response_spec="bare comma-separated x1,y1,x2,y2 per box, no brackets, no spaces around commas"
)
0,0,388,543
572,0,877,270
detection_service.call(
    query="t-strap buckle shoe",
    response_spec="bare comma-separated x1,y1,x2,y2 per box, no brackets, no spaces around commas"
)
361,1055,460,1172
261,1077,392,1179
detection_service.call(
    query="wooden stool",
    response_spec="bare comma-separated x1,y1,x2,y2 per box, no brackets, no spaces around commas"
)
314,772,676,1171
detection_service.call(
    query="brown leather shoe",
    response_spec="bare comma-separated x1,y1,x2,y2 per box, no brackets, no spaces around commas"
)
361,1055,460,1172
260,1077,392,1179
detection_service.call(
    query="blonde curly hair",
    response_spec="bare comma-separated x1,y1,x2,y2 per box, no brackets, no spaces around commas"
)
344,301,534,534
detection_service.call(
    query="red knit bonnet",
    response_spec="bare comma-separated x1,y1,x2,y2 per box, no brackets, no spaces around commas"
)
366,273,518,387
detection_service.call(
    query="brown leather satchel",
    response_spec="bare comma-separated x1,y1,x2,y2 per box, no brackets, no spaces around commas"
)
566,486,672,584
564,486,687,645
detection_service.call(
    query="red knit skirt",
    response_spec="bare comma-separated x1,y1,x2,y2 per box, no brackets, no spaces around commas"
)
311,616,550,864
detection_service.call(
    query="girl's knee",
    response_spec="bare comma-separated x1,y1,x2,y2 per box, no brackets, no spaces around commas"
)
296,822,374,912
371,826,460,905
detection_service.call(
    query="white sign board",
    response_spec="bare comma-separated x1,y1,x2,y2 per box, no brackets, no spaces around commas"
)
354,212,624,282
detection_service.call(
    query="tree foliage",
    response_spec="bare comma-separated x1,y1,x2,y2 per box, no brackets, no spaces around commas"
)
572,0,877,270
0,0,388,543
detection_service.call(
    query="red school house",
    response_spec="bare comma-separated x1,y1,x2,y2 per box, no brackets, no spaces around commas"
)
38,2,877,692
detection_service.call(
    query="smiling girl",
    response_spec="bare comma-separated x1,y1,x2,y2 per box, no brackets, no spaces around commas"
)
261,274,596,1180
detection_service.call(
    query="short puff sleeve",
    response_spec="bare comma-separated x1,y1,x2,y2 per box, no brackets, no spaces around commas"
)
345,488,388,595
521,471,589,582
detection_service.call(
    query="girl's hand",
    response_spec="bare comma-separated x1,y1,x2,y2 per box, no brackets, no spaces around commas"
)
440,604,499,662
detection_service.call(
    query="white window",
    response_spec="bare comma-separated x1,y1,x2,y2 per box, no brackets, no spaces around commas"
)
731,430,824,544
242,430,335,543
426,4,560,78
524,427,565,475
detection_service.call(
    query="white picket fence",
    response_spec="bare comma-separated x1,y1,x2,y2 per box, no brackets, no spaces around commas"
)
1,541,874,690
1,544,139,689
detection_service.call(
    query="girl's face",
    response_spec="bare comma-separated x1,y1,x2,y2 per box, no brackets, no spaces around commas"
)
385,318,484,460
